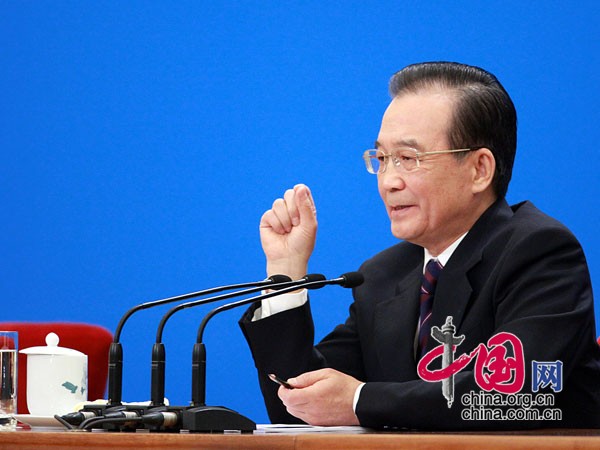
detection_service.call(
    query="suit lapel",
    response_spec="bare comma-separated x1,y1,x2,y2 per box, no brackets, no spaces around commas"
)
426,199,514,353
373,260,422,380
430,258,476,337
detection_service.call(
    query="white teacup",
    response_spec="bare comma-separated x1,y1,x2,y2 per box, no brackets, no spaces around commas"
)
20,332,88,416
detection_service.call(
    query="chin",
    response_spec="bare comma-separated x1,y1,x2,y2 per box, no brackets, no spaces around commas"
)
390,227,412,241
390,222,424,243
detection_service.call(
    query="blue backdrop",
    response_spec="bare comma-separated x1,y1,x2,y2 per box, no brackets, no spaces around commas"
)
3,1,598,424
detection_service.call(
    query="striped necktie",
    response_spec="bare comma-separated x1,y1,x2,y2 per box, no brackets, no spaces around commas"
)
417,258,444,358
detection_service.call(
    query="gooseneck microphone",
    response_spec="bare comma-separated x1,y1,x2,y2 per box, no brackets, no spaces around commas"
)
183,271,364,432
192,271,363,405
106,275,292,406
73,271,363,433
150,274,324,407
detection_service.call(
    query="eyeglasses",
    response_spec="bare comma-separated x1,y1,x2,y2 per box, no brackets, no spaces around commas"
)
362,147,480,174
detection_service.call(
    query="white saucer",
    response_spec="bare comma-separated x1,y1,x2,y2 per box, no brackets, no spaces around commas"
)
14,414,65,430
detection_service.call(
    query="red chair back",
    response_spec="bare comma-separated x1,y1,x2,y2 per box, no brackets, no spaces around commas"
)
0,322,112,414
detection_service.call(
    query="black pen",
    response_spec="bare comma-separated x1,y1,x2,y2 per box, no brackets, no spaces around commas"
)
268,373,294,389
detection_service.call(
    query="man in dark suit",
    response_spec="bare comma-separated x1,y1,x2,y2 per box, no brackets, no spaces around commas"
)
239,62,600,429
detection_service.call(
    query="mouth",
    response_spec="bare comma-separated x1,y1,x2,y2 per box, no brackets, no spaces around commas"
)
389,204,415,217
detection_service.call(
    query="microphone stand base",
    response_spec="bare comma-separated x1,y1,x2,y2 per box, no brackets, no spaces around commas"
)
182,405,256,433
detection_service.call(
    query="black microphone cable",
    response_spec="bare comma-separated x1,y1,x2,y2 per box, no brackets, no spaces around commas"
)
79,410,143,430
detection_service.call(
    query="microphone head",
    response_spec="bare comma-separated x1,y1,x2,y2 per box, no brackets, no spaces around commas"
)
304,273,327,290
338,271,364,288
268,274,293,284
304,273,327,283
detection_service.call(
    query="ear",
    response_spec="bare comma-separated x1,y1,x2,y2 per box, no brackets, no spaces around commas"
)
471,148,495,194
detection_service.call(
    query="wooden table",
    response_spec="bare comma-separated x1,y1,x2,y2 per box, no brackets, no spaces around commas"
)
1,428,600,450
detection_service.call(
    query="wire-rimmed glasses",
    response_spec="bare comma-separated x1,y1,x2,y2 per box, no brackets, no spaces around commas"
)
362,147,481,174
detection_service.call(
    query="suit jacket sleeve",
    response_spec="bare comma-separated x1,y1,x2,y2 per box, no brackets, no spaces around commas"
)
239,295,366,424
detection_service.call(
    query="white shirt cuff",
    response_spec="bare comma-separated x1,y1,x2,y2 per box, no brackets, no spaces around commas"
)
352,383,365,412
251,290,308,321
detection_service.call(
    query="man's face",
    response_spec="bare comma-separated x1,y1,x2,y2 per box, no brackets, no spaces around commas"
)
376,89,479,255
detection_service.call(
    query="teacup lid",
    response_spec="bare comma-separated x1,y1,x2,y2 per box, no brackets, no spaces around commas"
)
19,332,86,357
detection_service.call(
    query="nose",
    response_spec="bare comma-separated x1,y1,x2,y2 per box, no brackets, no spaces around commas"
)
378,165,406,191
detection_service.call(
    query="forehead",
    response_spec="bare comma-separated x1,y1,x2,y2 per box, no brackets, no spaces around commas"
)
377,89,455,150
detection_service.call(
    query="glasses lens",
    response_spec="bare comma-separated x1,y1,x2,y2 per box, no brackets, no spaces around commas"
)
396,150,418,172
393,149,418,172
363,150,381,174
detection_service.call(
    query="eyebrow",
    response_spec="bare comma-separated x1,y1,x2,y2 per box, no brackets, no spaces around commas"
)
374,138,419,150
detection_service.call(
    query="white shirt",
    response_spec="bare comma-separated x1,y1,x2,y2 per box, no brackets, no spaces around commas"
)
423,232,467,271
